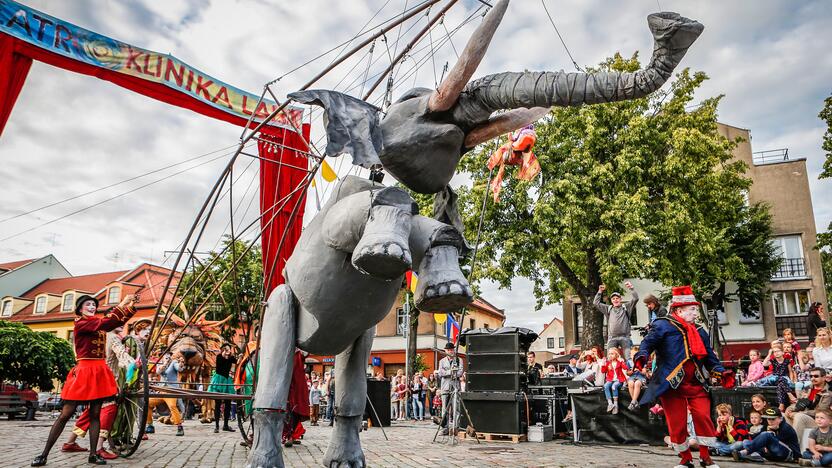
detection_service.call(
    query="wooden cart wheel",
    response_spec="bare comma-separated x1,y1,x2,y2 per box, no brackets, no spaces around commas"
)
113,346,150,457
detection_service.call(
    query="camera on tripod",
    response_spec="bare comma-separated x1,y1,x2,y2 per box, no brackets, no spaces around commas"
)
634,325,650,337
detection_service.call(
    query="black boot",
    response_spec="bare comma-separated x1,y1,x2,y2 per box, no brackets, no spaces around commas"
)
87,453,107,465
31,455,47,467
222,424,236,432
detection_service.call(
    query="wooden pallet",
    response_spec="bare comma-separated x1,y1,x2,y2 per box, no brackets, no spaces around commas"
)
457,431,526,444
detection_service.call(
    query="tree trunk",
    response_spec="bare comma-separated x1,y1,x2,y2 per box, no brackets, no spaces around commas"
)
580,295,605,350
406,304,420,383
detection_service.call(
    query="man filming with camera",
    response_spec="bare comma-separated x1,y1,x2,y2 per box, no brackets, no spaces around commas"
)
434,342,461,435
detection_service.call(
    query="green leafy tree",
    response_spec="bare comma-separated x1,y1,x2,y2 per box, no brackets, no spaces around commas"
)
178,236,263,345
456,54,761,348
0,321,74,390
817,93,832,302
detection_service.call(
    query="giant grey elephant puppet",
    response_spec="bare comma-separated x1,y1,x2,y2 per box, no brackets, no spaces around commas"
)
246,1,703,466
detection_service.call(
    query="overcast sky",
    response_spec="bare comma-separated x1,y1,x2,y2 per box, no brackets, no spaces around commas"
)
1,0,830,332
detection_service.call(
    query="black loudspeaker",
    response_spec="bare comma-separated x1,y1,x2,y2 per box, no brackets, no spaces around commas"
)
466,371,526,392
460,391,527,434
461,327,538,354
466,352,526,373
365,379,391,427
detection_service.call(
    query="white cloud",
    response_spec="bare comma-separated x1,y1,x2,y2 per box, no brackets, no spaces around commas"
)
1,0,830,329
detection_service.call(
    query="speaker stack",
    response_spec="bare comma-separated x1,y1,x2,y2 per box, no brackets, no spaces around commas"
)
459,327,538,435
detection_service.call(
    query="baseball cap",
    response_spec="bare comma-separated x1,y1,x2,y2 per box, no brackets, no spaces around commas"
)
610,292,622,298
761,407,781,419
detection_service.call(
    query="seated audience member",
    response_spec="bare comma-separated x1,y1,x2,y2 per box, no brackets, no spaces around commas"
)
796,351,815,396
815,328,832,373
784,328,802,353
801,409,832,467
761,346,796,411
545,364,557,377
564,355,580,376
712,403,749,456
626,363,648,411
600,348,628,415
747,410,765,439
751,393,770,414
786,368,832,442
733,408,801,463
742,349,765,387
573,347,602,385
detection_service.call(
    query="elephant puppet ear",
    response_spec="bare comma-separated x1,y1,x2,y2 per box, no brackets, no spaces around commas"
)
464,107,549,149
288,90,383,168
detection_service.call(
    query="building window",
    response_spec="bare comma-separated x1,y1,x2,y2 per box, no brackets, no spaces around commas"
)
107,286,120,304
773,290,810,337
559,337,565,348
469,318,476,329
396,307,406,336
34,296,47,314
484,323,490,329
62,293,75,312
67,331,74,344
1,300,12,317
547,337,555,349
771,235,807,280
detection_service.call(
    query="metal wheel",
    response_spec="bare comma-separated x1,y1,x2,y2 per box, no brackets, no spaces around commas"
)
112,346,149,457
237,389,254,445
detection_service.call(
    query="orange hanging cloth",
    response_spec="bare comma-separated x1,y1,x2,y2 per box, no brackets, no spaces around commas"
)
486,125,540,202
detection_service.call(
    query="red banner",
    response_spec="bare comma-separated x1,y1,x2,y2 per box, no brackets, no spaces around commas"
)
258,124,311,295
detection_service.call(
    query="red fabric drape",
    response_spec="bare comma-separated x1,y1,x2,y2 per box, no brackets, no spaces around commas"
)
0,35,33,138
258,124,310,296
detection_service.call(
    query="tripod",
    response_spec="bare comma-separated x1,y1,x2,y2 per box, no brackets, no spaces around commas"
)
707,308,736,369
431,367,479,445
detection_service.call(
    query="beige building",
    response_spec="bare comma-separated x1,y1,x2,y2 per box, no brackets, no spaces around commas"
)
562,122,827,354
528,317,565,363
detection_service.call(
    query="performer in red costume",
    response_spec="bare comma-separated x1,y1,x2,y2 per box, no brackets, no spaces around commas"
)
32,293,138,467
634,286,724,468
282,349,311,447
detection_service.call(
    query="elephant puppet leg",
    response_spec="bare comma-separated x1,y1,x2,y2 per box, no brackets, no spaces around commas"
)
324,328,374,468
410,216,473,312
246,285,296,468
351,187,417,280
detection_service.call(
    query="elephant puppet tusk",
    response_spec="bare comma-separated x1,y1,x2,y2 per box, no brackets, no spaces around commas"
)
428,0,510,112
464,107,549,148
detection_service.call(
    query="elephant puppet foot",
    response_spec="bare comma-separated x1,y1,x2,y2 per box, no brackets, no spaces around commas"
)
352,203,414,280
246,411,286,468
647,12,704,55
323,415,366,468
414,245,473,312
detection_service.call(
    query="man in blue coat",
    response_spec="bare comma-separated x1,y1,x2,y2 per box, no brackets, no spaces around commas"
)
634,286,724,468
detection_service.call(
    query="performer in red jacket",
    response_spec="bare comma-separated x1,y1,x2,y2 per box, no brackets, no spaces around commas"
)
634,286,724,468
32,293,137,467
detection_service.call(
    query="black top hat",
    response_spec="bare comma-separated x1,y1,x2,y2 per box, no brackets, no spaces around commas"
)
74,294,99,315
444,342,455,350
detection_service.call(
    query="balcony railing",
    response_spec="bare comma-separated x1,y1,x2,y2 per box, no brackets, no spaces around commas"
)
772,257,807,280
753,148,789,165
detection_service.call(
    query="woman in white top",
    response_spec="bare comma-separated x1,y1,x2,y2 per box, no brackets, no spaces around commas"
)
812,327,832,371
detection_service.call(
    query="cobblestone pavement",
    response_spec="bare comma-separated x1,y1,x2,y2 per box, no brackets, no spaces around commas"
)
1,417,795,467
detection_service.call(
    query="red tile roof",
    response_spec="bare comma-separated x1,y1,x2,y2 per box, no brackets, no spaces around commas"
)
470,297,505,318
9,263,179,324
0,258,34,272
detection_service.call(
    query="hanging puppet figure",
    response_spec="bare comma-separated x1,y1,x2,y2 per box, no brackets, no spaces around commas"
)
634,286,724,468
486,124,541,202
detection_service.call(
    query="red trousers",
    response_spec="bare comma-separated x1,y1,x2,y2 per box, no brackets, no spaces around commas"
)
73,401,118,437
660,381,717,464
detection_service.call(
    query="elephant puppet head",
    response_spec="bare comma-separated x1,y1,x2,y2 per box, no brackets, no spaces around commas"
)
290,0,703,195
160,313,230,382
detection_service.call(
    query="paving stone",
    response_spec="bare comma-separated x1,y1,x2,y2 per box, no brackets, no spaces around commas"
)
0,417,799,467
